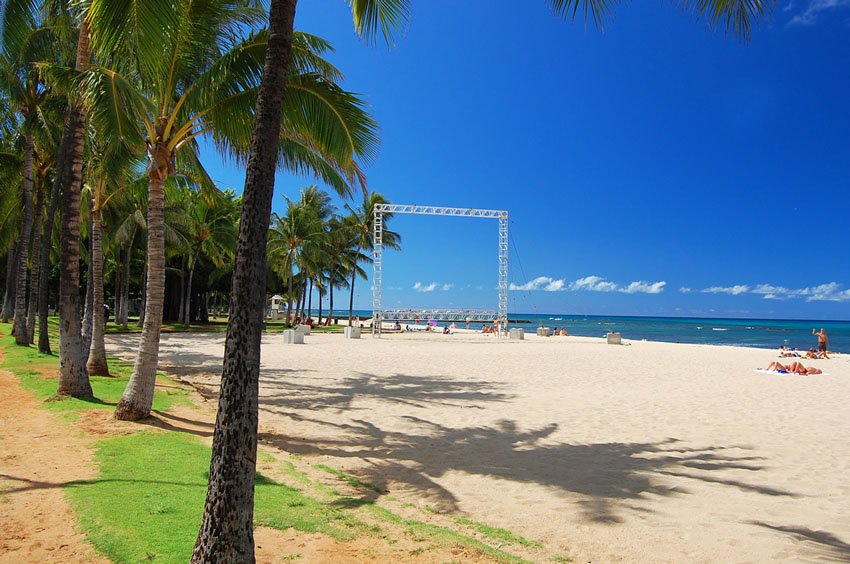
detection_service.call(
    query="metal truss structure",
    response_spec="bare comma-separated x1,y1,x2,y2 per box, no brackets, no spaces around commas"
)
380,309,497,322
372,204,508,337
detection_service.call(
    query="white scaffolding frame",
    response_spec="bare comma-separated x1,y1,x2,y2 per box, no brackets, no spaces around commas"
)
372,204,508,337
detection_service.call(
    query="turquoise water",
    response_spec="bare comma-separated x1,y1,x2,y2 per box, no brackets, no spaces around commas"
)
340,310,850,352
513,314,850,352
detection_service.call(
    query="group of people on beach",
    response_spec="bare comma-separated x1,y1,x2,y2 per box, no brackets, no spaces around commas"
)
766,328,831,375
551,327,568,336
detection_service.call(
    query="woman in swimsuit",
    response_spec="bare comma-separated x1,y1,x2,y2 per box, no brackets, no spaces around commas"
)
766,361,822,375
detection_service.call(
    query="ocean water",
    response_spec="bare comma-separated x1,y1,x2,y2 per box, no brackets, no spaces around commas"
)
341,310,850,352
512,314,850,353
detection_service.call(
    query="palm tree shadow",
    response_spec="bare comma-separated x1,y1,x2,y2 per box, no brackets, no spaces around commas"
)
259,412,797,524
748,521,850,562
258,371,514,413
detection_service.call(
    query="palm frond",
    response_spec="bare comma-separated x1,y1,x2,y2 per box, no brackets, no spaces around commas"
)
87,0,180,79
0,0,38,59
348,0,411,46
82,65,150,146
681,0,773,39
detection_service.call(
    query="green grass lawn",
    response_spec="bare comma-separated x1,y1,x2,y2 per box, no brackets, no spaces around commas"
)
0,322,536,563
0,327,187,413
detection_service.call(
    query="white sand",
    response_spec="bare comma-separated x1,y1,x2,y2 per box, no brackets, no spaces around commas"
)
107,331,850,562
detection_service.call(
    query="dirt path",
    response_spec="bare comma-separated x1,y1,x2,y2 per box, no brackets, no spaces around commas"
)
0,361,106,563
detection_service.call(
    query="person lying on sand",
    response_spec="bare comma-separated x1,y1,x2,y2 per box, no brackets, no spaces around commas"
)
779,345,801,358
766,361,823,375
805,348,829,359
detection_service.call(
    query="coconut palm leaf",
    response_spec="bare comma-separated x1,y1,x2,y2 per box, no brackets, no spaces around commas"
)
86,0,180,80
548,0,772,38
81,65,150,146
0,0,39,58
349,0,411,46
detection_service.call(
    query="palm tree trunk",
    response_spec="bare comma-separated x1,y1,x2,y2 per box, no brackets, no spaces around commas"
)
307,278,312,320
115,167,167,420
13,132,34,345
286,274,293,325
138,264,146,327
184,254,198,326
178,259,186,324
86,206,110,376
114,247,123,324
81,225,94,365
26,175,44,343
38,150,63,354
192,0,298,559
1,244,15,323
58,20,93,398
327,269,335,325
347,254,358,325
121,227,136,328
317,287,322,325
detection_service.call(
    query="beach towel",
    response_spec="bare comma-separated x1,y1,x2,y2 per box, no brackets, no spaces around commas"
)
753,369,829,376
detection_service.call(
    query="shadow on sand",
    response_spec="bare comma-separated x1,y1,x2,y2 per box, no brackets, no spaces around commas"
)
254,370,801,524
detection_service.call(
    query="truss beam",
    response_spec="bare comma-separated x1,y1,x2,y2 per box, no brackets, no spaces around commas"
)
380,309,497,322
372,203,508,337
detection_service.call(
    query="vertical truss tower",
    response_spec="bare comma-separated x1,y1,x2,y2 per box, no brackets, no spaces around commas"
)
372,204,509,337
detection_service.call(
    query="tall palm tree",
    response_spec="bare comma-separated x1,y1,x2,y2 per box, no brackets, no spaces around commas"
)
85,139,141,376
171,186,239,325
267,196,324,325
57,12,93,398
80,0,375,420
0,9,56,345
344,191,401,324
192,1,395,558
0,117,23,324
106,176,147,329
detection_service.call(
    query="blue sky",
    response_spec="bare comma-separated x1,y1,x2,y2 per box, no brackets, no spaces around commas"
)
200,0,850,320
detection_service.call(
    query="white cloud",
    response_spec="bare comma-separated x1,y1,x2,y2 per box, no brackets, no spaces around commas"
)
510,276,566,292
806,282,850,302
701,285,751,295
787,0,850,26
511,274,666,294
545,279,566,292
570,275,619,293
413,282,437,293
679,287,692,293
621,281,666,294
697,281,850,302
413,282,455,292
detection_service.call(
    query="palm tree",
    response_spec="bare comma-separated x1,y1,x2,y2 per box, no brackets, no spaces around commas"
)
192,0,396,557
344,191,401,324
57,10,94,398
80,0,376,420
0,9,56,345
316,216,355,325
171,186,239,325
85,139,141,376
267,196,325,325
106,176,147,329
0,116,23,324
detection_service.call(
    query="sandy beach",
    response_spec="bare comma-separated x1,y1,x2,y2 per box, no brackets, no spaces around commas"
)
107,331,850,562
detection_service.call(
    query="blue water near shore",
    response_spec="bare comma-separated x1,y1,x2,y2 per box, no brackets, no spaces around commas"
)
514,314,850,353
343,310,850,352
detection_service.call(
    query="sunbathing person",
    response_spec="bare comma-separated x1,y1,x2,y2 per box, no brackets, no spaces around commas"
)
766,361,822,375
779,345,801,358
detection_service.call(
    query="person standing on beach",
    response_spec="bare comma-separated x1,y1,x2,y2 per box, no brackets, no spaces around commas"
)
812,328,829,358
